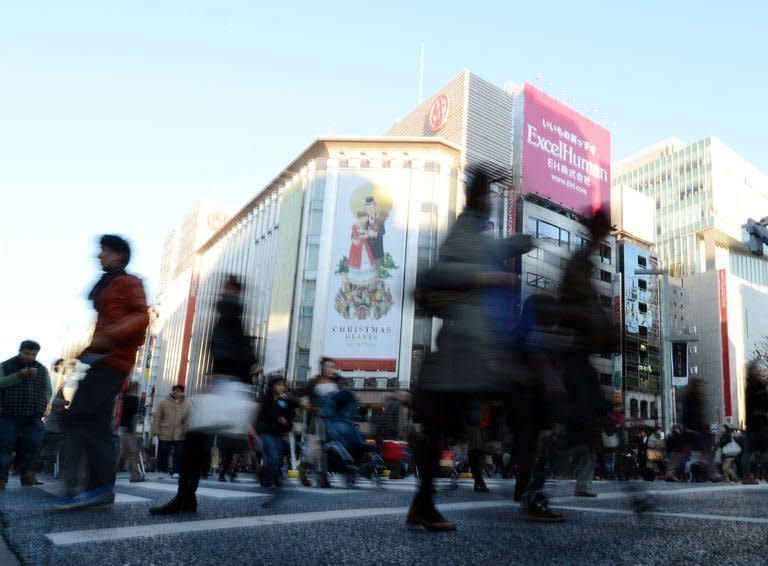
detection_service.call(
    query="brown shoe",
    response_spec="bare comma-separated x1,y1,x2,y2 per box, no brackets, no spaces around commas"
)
406,504,457,532
742,476,759,485
21,472,43,486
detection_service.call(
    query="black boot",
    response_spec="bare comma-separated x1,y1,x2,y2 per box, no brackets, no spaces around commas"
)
149,494,197,515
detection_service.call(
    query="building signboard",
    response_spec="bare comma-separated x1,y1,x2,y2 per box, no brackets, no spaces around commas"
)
519,83,611,219
323,171,409,372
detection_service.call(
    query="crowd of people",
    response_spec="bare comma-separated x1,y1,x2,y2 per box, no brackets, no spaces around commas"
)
2,169,768,536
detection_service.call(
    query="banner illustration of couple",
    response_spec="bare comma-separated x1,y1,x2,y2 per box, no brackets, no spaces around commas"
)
333,182,399,321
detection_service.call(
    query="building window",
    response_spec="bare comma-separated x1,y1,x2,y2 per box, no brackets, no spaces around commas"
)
650,402,658,420
526,272,558,291
638,279,647,291
630,399,639,419
638,256,647,267
600,270,612,283
639,325,648,337
599,295,612,308
640,400,649,420
639,303,648,314
529,218,570,247
600,373,612,386
600,244,611,265
576,235,590,249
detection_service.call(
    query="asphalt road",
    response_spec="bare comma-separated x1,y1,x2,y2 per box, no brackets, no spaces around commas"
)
4,473,768,565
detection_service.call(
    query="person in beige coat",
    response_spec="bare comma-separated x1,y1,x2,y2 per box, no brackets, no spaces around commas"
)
151,385,189,478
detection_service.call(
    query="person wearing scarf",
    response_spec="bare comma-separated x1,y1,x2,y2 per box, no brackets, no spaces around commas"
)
53,234,149,510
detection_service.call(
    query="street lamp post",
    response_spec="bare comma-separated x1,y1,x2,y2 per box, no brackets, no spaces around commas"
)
635,268,672,435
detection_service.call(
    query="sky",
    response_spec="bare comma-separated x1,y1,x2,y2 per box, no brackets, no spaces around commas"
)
1,1,767,365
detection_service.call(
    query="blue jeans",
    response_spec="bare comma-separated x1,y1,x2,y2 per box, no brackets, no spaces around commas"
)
157,440,184,474
260,434,283,485
0,415,44,482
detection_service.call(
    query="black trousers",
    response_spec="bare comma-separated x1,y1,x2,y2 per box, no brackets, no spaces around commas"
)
173,431,214,504
62,364,126,493
413,386,542,505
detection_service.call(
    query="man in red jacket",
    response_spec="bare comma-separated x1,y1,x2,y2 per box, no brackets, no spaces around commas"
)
54,235,149,510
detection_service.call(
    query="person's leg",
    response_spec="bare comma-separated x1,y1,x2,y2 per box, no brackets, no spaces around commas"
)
219,438,234,480
156,441,171,475
18,417,44,483
62,365,125,495
742,433,756,482
0,417,18,485
122,433,141,480
407,390,456,531
149,431,204,515
172,440,184,476
574,444,596,494
260,434,281,486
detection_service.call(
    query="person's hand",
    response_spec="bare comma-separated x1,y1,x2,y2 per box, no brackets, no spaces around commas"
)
278,417,288,426
17,368,31,378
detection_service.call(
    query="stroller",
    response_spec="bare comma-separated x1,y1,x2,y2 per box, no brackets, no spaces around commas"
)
302,390,386,487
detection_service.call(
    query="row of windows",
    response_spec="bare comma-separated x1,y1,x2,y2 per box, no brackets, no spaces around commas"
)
528,216,612,266
629,399,658,420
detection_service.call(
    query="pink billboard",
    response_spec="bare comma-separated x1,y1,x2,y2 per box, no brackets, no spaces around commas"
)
519,83,611,219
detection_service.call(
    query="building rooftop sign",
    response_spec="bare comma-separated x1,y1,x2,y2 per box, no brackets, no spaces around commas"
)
427,94,449,133
517,83,611,220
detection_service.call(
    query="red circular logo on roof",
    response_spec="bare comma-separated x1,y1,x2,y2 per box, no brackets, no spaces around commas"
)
428,94,449,133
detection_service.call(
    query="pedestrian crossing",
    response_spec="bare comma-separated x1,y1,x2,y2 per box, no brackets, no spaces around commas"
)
9,473,517,505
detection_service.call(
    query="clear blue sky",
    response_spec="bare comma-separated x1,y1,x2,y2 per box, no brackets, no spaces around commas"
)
1,1,766,364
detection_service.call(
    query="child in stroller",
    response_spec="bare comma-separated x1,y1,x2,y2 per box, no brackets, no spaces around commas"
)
306,390,385,487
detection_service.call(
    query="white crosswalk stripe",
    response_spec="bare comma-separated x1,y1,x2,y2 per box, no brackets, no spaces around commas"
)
33,482,150,504
114,478,267,498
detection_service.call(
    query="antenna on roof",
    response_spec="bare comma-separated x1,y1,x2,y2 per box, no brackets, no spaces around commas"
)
418,42,425,104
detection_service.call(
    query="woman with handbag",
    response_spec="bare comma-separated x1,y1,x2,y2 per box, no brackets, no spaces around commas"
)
150,275,256,515
718,425,740,482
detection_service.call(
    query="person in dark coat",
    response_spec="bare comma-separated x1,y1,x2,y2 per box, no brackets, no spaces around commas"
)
741,360,768,484
150,275,256,515
211,276,255,381
557,211,616,497
681,378,722,482
255,375,300,487
406,165,538,531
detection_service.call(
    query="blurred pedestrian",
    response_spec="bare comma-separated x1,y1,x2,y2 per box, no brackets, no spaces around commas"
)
664,424,685,482
0,340,51,489
254,375,300,488
741,360,768,484
718,425,740,482
407,165,538,531
557,211,617,497
150,274,255,515
681,378,722,482
119,381,143,482
298,357,342,488
54,235,149,510
151,384,189,479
